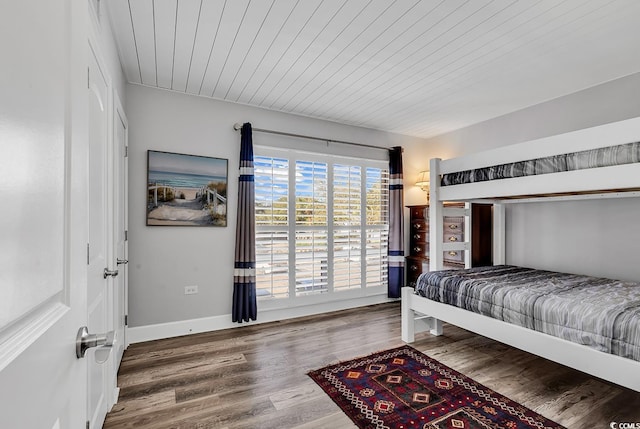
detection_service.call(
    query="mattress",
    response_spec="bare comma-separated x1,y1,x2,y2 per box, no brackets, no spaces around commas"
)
415,265,640,361
441,141,640,186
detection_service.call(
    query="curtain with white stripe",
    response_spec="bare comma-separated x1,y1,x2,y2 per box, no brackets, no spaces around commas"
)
232,123,257,322
388,146,404,298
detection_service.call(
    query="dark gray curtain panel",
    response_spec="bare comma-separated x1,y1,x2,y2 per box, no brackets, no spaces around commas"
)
232,123,257,323
388,146,404,298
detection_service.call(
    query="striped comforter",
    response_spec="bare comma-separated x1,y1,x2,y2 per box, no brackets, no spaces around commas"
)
415,265,640,361
441,141,640,186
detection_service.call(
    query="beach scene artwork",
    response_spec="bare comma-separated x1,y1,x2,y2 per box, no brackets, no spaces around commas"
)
147,150,228,226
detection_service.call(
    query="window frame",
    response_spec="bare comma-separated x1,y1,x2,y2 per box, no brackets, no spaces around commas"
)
254,145,389,310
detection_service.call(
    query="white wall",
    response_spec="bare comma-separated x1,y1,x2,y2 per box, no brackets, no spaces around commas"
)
420,72,640,281
125,84,425,329
507,198,640,281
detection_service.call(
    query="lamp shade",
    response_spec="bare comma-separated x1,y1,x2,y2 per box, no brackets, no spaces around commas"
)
415,171,429,190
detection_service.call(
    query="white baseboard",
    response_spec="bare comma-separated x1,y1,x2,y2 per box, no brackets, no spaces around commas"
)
127,294,394,344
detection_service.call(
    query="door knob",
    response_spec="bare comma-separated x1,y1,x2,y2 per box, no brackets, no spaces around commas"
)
76,326,116,363
103,268,119,279
117,258,129,265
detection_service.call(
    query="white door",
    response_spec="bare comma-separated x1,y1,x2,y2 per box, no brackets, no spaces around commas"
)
0,1,88,428
87,41,114,429
111,94,129,396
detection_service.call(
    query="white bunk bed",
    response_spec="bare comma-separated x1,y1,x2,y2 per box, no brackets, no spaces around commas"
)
401,117,640,392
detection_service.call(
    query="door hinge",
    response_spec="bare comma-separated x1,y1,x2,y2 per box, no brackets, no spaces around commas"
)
125,145,128,157
125,315,128,326
87,243,90,265
124,230,128,241
86,421,90,429
87,67,90,89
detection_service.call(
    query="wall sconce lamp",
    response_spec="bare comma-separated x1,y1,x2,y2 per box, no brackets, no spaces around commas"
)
415,171,430,202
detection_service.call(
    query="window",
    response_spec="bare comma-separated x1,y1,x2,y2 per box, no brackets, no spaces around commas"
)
255,148,389,303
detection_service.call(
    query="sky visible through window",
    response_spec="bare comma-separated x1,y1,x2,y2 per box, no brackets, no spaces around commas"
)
255,157,385,207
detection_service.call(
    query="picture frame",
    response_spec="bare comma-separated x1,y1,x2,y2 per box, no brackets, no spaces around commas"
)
147,150,228,226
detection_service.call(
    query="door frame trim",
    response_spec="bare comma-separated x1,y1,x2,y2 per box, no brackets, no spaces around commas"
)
88,22,116,427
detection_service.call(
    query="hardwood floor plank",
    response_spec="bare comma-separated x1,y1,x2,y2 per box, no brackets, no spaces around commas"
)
104,394,231,429
225,391,347,429
118,353,246,387
289,412,357,429
534,379,621,427
118,338,248,373
573,388,640,426
105,391,176,425
105,302,640,429
268,382,324,410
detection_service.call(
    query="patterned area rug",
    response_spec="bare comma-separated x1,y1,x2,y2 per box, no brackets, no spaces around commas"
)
308,345,564,429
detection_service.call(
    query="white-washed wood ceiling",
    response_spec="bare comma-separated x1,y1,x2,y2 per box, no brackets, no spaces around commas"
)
107,0,640,138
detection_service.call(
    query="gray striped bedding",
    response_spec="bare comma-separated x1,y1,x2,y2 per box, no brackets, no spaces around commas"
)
415,265,640,361
441,141,640,186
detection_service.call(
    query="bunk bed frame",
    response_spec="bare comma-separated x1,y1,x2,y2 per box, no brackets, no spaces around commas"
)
401,117,640,392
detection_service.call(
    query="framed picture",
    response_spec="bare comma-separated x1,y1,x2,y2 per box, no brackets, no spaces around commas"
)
147,150,228,226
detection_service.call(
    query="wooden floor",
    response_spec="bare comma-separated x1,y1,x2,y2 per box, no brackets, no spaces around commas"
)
104,302,640,429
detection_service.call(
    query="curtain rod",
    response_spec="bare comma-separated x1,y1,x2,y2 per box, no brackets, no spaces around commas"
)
233,123,391,152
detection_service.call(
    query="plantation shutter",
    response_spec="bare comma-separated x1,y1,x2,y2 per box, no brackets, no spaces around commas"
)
295,160,328,295
255,156,289,299
333,164,362,291
365,167,389,288
254,147,389,303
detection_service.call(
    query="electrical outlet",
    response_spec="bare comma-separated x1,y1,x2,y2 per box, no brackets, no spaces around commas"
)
184,285,198,295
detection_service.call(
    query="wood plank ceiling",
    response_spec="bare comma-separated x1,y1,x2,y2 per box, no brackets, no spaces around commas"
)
106,0,640,138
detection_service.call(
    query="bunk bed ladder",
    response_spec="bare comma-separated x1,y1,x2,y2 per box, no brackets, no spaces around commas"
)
429,158,505,269
428,159,472,271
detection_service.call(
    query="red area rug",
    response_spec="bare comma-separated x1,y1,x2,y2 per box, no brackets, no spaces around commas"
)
308,345,564,429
